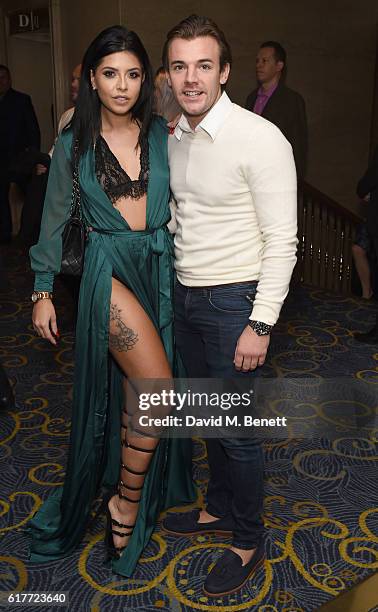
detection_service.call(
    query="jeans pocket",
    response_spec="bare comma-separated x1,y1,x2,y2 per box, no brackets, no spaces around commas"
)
208,284,257,314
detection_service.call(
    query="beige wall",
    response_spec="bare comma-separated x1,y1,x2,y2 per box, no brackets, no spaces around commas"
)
1,1,377,212
0,7,6,61
61,0,121,107
124,0,378,213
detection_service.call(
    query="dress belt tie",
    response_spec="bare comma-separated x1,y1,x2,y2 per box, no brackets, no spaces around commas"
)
90,227,154,237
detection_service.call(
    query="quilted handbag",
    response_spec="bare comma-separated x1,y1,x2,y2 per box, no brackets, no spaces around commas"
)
61,157,86,276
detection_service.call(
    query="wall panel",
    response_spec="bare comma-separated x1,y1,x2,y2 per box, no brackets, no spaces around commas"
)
1,0,375,209
124,0,378,212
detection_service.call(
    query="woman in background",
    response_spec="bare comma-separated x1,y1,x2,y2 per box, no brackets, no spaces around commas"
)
153,66,181,122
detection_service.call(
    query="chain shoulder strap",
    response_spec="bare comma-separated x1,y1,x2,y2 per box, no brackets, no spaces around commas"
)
69,141,87,228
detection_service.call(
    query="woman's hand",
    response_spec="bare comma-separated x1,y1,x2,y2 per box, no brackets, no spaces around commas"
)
32,299,59,345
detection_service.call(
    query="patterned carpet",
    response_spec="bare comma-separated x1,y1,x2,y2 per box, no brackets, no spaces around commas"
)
0,244,377,612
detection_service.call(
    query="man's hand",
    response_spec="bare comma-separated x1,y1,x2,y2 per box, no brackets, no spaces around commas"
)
234,325,270,371
35,163,48,175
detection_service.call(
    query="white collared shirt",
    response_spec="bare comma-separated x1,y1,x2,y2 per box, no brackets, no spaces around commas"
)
168,92,298,325
174,91,234,141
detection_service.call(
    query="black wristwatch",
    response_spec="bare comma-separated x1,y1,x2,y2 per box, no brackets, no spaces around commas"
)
248,320,273,336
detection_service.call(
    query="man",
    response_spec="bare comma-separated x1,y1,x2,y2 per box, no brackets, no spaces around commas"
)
354,145,378,343
245,41,307,178
0,65,40,243
162,15,297,596
21,64,82,248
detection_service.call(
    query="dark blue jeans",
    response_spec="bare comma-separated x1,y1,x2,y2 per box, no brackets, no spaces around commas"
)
174,280,265,549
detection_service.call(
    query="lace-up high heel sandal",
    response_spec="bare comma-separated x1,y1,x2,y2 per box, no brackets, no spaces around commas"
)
105,416,157,560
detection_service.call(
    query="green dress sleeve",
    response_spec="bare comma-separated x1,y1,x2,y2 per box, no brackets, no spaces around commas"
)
29,136,73,292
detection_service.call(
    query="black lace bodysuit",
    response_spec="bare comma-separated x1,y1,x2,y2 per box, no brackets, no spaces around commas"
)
95,134,149,204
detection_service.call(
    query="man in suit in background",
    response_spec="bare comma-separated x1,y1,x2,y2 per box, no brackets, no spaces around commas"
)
245,41,307,178
0,64,40,243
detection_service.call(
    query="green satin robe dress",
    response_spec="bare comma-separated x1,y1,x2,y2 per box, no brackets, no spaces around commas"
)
29,116,195,576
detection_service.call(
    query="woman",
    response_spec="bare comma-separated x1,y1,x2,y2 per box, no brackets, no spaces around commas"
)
153,66,181,122
29,25,195,576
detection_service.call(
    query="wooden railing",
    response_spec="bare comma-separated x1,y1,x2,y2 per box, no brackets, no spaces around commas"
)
295,181,362,294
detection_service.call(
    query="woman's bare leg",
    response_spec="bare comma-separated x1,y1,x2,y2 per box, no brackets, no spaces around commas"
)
108,277,172,554
352,244,373,299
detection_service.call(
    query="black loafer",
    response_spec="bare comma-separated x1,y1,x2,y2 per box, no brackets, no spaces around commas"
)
162,509,234,536
203,542,265,596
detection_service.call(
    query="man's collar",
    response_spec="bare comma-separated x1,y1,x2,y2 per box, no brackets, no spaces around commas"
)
173,92,233,141
257,81,279,97
173,114,192,141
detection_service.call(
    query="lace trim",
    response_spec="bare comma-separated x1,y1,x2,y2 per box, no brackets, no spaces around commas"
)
95,134,149,204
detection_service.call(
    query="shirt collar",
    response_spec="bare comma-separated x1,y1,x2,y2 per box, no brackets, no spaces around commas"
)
257,82,278,98
173,92,233,141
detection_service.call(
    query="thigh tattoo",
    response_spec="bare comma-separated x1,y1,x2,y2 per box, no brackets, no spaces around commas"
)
109,303,138,352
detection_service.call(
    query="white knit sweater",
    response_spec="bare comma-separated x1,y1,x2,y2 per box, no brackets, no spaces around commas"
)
168,92,298,326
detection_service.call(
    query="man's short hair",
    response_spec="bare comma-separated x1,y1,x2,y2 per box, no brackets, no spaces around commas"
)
162,14,232,71
0,64,10,77
260,41,286,66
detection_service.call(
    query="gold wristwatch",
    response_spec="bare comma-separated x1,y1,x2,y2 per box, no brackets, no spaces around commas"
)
31,291,53,303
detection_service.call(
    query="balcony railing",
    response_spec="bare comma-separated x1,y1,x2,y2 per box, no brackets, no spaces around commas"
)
295,181,362,294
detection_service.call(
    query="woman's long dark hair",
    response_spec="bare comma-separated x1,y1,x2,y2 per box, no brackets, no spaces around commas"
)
70,25,154,161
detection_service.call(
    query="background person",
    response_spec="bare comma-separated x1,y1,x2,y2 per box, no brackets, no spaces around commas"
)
0,64,40,243
354,146,378,342
245,41,307,178
19,65,83,250
153,66,181,121
352,222,374,300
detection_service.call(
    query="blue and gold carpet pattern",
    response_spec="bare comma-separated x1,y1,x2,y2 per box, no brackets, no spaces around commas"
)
0,247,377,612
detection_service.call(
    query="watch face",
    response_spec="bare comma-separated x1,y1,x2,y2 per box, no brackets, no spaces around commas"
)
31,293,37,302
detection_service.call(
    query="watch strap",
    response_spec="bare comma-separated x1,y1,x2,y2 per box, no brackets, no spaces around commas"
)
31,291,53,302
248,320,273,336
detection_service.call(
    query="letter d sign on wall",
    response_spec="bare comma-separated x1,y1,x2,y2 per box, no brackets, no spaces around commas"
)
18,14,30,28
9,9,49,35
